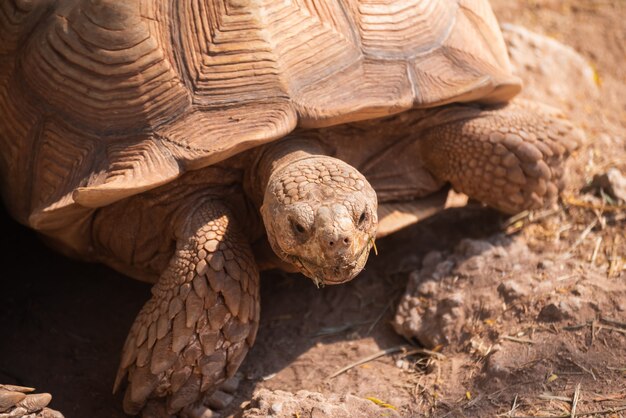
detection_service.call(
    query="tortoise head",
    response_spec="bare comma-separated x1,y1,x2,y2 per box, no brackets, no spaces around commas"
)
261,155,378,286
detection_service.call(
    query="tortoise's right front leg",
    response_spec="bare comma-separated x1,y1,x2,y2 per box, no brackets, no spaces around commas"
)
114,201,259,417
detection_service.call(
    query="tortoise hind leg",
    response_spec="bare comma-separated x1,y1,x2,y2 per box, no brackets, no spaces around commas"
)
114,201,259,417
419,99,582,214
0,385,63,417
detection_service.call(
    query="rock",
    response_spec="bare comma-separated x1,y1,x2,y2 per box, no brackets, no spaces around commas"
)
219,374,241,393
206,390,234,410
421,251,444,273
393,229,626,354
242,389,400,418
415,279,438,297
589,168,626,203
486,349,513,379
538,302,573,322
393,235,526,347
392,231,626,349
432,260,455,279
394,282,467,348
501,23,599,110
270,402,283,414
456,239,494,257
498,279,530,302
537,259,554,270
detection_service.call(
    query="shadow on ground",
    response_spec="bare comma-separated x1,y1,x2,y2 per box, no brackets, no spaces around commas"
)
0,201,503,418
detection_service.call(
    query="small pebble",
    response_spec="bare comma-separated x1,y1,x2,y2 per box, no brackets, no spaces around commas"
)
590,168,626,202
270,402,283,414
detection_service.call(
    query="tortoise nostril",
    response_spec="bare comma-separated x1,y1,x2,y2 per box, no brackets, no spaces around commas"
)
328,237,350,248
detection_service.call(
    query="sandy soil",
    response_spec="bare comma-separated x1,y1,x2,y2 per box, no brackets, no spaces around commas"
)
1,1,624,417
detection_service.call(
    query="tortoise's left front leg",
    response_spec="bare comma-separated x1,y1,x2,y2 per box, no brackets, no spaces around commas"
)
419,99,582,214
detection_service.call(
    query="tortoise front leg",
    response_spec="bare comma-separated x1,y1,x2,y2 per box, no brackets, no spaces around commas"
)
114,201,259,417
0,385,63,417
419,99,582,214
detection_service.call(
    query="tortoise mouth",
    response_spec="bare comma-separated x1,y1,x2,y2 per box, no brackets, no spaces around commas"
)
287,238,373,286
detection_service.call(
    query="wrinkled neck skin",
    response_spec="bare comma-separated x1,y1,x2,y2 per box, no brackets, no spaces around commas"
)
250,137,378,287
248,138,325,205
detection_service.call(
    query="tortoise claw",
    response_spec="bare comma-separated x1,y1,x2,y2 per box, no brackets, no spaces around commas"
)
0,385,64,418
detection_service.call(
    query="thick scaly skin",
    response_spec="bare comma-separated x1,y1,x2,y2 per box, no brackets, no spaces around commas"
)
0,385,63,417
419,99,581,214
255,140,378,285
114,200,260,417
98,140,378,417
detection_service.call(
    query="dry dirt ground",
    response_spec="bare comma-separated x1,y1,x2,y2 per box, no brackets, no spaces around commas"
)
1,1,625,417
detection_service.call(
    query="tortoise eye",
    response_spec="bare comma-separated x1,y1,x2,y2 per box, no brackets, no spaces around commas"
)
358,211,367,226
291,220,306,234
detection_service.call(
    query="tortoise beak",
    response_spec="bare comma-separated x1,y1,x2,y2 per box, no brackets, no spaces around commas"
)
296,237,373,286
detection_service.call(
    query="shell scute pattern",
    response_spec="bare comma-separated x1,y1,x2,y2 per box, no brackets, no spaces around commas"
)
0,0,518,228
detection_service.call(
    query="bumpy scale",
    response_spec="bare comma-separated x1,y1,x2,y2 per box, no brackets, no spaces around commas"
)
114,201,259,417
418,100,580,213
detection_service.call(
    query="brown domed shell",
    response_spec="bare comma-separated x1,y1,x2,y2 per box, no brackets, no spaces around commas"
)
0,0,520,229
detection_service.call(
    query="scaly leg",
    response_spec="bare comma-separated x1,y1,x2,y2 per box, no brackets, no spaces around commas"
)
0,385,63,417
114,201,259,417
419,99,581,214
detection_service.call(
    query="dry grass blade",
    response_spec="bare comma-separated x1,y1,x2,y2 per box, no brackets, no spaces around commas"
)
589,236,602,264
509,404,626,418
564,195,626,212
607,234,623,278
400,347,446,361
600,317,626,328
598,324,626,336
591,320,597,346
504,208,561,234
365,396,397,410
496,394,520,417
366,300,393,336
539,394,572,402
312,320,371,337
571,383,581,417
563,323,590,331
566,358,596,381
502,335,535,344
563,218,598,257
505,210,532,228
327,345,411,379
588,391,626,401
438,394,484,418
577,405,626,416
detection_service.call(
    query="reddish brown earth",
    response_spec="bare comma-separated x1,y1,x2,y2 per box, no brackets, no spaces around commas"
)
1,1,624,417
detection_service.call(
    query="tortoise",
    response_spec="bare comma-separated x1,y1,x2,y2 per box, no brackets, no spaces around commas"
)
0,0,580,416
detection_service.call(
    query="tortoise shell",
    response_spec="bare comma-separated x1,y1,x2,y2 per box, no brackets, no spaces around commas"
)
0,0,520,230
